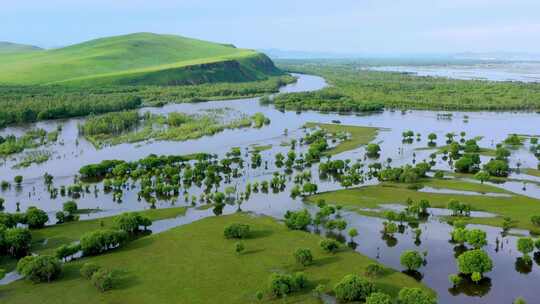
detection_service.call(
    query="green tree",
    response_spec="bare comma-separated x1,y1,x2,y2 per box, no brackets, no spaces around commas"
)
466,229,487,249
16,255,62,283
24,206,49,229
366,292,392,304
223,223,250,239
348,228,358,242
457,249,493,278
366,144,381,158
284,209,312,230
294,248,313,266
516,238,534,261
397,288,436,304
333,274,375,303
80,263,101,280
91,269,114,292
319,239,340,253
400,250,424,271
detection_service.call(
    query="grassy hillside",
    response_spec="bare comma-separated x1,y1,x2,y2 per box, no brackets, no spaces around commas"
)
0,33,281,86
0,42,42,54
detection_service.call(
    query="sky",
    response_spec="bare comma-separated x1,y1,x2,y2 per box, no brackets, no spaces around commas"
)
2,0,540,54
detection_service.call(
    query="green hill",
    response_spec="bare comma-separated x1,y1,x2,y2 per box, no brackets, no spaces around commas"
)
0,33,282,86
0,41,42,54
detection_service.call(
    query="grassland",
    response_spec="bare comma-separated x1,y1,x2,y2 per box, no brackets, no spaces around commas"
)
276,60,540,111
304,122,379,155
0,33,279,85
308,178,540,232
0,213,429,304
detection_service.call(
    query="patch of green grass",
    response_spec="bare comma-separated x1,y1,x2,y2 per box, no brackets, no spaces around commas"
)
422,178,509,194
523,168,540,177
250,144,273,152
304,122,379,155
0,213,430,303
308,179,540,231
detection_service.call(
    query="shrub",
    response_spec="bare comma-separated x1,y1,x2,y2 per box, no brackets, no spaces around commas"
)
114,212,152,234
80,263,101,280
333,274,375,302
223,223,250,239
16,255,62,283
63,201,78,214
235,242,245,255
268,272,307,297
400,250,424,271
284,209,312,230
465,229,487,249
398,288,436,304
366,292,392,304
55,243,81,261
365,263,384,278
319,238,340,253
457,249,493,277
531,215,540,226
5,227,32,257
91,269,114,292
25,207,49,229
293,248,313,266
80,229,128,256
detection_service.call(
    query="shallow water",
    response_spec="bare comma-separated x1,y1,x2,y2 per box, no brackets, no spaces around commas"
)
368,62,540,83
1,74,540,303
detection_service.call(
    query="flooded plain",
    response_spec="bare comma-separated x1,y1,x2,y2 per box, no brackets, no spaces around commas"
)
1,74,540,303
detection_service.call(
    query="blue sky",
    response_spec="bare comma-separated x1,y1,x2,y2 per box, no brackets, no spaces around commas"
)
3,0,540,54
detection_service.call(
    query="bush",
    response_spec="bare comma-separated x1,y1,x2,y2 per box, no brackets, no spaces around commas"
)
80,263,101,280
333,274,375,303
319,239,340,253
268,272,307,297
91,269,114,292
114,212,152,234
55,243,81,261
531,215,540,226
80,229,128,256
223,223,250,239
5,227,32,257
25,207,49,229
284,209,312,230
366,292,392,304
398,288,436,304
293,248,313,266
400,250,424,271
365,263,384,278
16,255,62,283
63,201,78,214
457,249,493,277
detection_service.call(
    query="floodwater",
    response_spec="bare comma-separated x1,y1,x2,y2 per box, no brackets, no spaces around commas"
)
1,74,540,303
368,62,540,83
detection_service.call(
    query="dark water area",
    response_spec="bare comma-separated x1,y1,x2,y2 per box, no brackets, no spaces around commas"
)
1,74,540,303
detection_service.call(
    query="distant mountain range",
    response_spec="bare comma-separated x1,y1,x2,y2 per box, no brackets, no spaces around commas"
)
261,48,540,62
0,41,42,54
